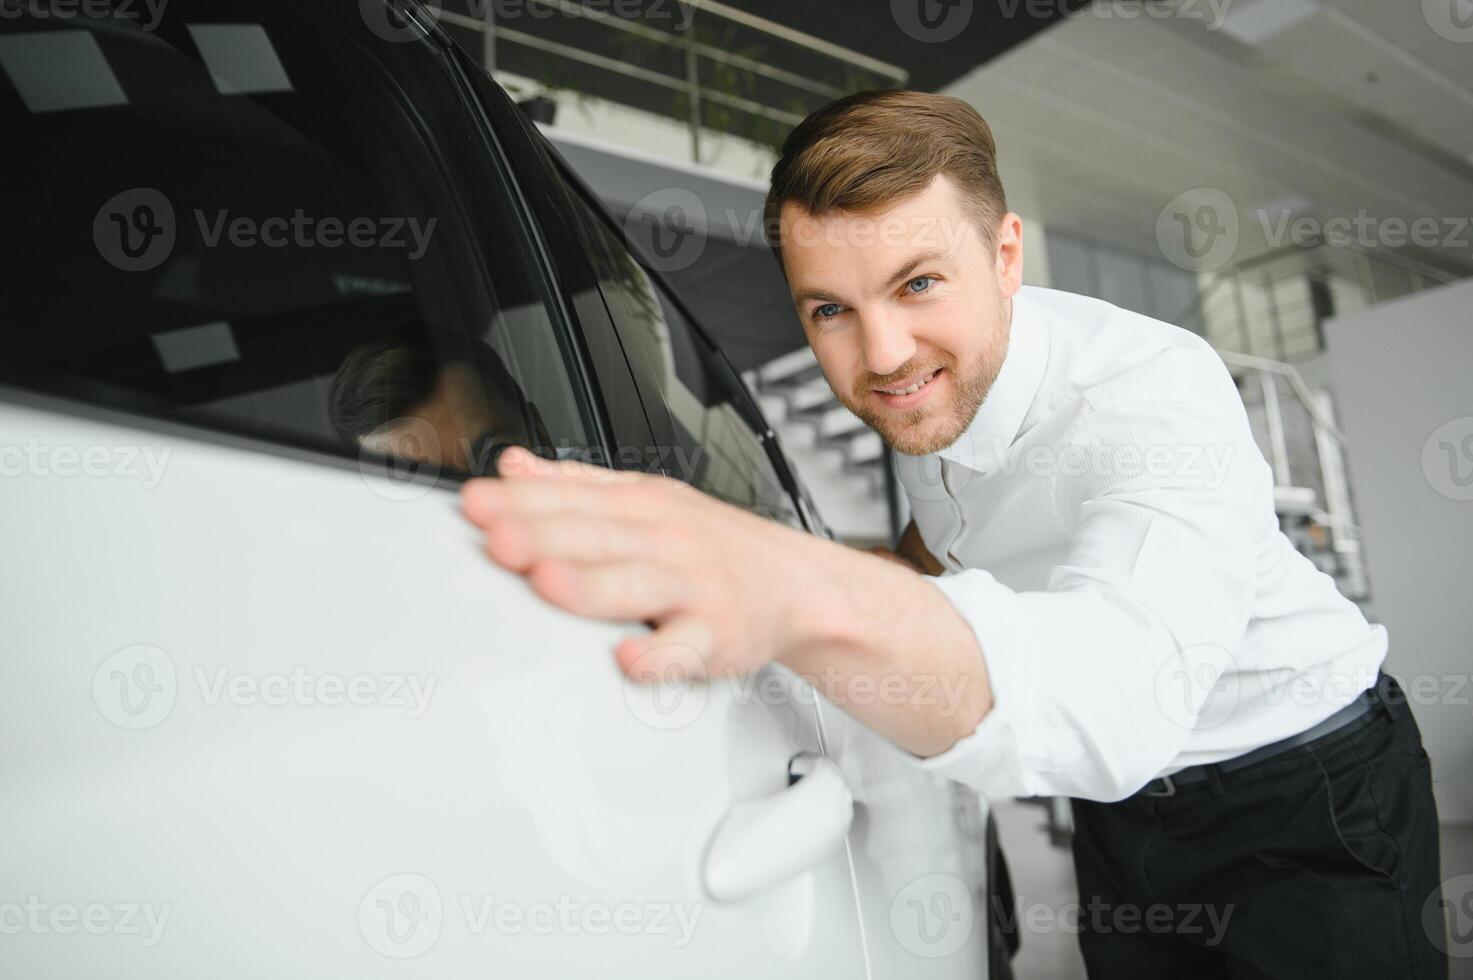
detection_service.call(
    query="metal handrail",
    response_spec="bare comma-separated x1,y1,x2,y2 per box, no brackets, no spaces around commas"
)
1214,349,1369,599
679,0,907,83
1215,349,1346,445
468,20,808,126
438,0,906,162
1170,236,1460,337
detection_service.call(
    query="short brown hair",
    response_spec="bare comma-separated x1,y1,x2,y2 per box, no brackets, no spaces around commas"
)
764,89,1007,265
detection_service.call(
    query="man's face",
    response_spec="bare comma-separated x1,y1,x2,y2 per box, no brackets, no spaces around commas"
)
359,363,492,472
779,174,1024,456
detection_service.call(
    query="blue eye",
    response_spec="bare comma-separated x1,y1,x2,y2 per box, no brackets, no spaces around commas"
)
907,276,935,294
814,303,842,321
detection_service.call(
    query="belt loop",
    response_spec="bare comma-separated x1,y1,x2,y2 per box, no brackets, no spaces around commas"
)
1204,764,1226,796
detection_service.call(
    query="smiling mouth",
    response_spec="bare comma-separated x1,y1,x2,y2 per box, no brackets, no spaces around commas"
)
875,368,940,397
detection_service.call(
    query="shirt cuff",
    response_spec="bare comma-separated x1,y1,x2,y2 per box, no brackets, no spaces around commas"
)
905,569,1034,797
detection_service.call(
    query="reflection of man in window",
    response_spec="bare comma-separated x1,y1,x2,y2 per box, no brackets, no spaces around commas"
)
329,324,556,473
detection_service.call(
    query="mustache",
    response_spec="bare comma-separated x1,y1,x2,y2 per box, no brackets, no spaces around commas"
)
856,355,956,394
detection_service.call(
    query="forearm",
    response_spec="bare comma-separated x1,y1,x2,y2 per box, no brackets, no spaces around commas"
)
461,451,993,759
778,536,992,757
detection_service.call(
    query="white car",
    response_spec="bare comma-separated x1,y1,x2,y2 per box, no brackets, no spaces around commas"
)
0,2,996,976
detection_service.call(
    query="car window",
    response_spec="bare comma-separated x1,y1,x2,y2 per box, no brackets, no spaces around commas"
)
0,0,592,480
559,186,801,526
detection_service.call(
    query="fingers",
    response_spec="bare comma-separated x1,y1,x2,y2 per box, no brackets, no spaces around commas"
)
495,446,633,483
482,515,662,572
528,559,687,622
461,451,669,529
615,617,714,682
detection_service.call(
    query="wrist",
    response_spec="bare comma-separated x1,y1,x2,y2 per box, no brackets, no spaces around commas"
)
776,537,896,677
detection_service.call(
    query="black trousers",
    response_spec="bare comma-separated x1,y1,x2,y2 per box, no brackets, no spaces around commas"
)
1070,673,1446,979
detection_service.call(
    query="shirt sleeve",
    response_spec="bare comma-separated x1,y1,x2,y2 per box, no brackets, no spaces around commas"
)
910,349,1269,801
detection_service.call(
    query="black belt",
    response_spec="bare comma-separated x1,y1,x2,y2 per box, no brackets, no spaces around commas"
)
1139,683,1380,799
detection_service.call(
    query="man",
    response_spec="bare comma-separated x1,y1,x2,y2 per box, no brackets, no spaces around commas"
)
461,90,1445,976
329,322,561,472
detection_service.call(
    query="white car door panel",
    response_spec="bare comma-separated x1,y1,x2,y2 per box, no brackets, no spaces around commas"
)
819,703,993,977
0,400,869,978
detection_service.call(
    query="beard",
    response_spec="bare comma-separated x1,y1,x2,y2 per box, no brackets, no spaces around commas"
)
838,302,1010,457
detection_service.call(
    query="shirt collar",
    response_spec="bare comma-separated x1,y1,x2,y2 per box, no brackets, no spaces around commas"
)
930,289,1050,472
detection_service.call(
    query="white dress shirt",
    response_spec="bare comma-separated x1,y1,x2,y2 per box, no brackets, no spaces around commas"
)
899,286,1387,802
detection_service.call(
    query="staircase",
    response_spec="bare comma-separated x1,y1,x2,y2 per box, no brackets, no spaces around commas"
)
1184,240,1462,602
743,348,891,543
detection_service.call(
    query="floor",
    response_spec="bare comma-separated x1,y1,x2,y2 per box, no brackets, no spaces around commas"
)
991,798,1473,979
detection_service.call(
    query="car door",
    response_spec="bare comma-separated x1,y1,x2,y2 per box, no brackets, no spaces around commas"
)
541,159,997,976
0,2,865,977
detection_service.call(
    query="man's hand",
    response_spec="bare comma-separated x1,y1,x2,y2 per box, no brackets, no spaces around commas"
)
460,447,992,757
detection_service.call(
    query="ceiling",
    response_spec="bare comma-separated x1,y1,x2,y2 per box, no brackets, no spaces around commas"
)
944,0,1473,275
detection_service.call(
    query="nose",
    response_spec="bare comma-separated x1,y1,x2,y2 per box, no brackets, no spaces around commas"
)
858,314,917,380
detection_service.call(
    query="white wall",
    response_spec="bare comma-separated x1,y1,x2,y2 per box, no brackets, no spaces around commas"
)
1326,279,1473,824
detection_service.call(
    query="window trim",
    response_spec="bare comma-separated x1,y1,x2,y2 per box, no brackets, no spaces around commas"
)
441,46,612,469
549,158,817,529
449,46,660,475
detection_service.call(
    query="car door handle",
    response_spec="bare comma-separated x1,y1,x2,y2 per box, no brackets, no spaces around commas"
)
701,752,854,903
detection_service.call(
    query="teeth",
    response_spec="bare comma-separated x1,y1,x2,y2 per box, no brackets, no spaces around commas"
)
881,371,936,396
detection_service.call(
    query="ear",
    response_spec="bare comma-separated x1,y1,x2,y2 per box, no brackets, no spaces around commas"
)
994,212,1024,299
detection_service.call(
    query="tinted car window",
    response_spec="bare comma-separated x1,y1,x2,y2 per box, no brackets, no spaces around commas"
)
0,0,591,479
559,187,801,526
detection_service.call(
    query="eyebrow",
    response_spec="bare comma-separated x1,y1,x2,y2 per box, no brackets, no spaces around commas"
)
883,250,949,291
791,249,952,309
